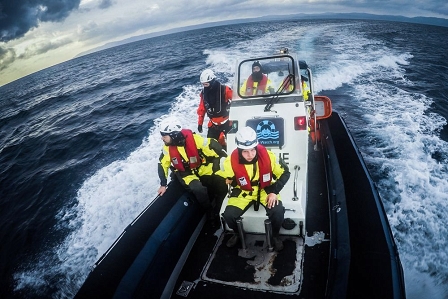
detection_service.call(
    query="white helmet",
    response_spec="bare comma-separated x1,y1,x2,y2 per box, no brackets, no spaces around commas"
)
200,69,216,83
160,118,182,134
235,126,259,149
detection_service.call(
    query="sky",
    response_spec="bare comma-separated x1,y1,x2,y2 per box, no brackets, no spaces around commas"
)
1,0,448,86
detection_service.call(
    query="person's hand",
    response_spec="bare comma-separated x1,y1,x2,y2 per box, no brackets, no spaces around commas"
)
197,125,203,133
266,193,279,209
158,186,167,196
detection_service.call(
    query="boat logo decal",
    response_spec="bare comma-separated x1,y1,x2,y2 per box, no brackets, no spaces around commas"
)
246,118,284,147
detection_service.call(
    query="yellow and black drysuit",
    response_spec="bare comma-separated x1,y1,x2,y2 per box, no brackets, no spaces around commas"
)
158,129,227,210
217,145,290,236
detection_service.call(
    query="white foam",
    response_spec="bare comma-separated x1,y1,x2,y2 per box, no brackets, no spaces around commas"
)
320,26,448,298
13,84,206,298
199,29,448,297
14,22,448,298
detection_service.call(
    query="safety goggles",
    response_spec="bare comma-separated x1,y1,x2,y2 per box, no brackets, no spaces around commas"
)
236,139,257,147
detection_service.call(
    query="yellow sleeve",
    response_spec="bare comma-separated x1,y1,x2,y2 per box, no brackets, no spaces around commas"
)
240,80,247,95
269,150,285,179
215,155,234,179
159,146,171,177
266,78,274,93
195,134,219,158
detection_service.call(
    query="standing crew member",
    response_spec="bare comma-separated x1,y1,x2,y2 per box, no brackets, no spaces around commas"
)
197,69,233,147
217,126,290,251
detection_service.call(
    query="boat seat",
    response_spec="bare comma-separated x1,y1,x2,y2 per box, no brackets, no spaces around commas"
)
219,187,305,236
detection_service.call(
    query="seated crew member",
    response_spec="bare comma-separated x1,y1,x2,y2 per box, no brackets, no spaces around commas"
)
278,74,310,100
240,61,274,96
301,76,311,100
197,69,233,147
217,126,290,251
157,118,228,219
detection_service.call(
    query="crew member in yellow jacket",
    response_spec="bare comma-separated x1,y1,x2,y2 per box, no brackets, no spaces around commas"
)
217,126,290,251
240,61,274,96
157,118,227,218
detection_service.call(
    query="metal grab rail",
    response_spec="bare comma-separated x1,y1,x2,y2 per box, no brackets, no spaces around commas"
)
293,165,300,201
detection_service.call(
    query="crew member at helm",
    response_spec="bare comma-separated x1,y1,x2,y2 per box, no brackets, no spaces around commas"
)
241,61,274,96
197,69,233,148
157,118,228,219
217,126,290,251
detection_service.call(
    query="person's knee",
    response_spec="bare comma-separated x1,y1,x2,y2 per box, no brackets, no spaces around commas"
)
188,179,207,193
267,203,285,222
188,179,210,206
222,205,243,228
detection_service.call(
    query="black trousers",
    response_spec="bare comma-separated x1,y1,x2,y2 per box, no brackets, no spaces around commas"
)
207,121,232,141
200,174,228,215
222,201,285,236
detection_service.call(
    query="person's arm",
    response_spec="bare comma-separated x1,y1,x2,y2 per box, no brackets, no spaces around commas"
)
264,151,290,195
206,138,228,173
197,92,206,132
208,138,227,158
266,78,275,94
225,85,233,102
215,155,234,180
157,149,171,196
240,80,248,96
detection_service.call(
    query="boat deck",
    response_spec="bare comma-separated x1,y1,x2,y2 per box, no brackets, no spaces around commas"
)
203,234,303,293
170,140,330,299
74,113,405,299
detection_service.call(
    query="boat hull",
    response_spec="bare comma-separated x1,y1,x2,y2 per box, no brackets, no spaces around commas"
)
75,111,405,299
324,112,405,299
74,179,205,298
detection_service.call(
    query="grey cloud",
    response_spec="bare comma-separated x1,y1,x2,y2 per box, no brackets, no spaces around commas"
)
0,46,16,71
0,0,81,42
17,38,73,59
76,20,100,41
99,0,114,9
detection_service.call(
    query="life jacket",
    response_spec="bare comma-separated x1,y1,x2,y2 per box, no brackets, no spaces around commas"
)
280,76,309,100
231,145,272,191
245,74,268,95
202,81,230,118
280,75,294,91
169,129,202,171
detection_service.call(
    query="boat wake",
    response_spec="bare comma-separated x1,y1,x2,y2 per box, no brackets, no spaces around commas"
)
12,85,203,298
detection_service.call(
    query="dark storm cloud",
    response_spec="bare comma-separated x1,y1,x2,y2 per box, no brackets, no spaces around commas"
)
0,0,81,42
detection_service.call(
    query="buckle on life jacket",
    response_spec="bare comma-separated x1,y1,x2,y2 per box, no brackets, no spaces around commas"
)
211,118,229,126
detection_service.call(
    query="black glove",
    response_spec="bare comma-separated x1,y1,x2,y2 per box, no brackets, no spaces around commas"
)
197,125,203,133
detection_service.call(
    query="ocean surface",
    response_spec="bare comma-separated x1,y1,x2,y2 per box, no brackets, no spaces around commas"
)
1,19,448,299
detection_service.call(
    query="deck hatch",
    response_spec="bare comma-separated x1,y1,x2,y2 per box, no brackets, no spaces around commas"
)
201,233,304,293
